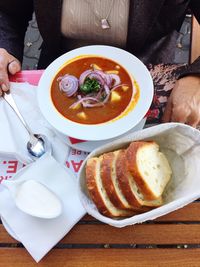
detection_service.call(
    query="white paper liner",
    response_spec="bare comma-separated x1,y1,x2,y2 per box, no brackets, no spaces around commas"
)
78,122,200,227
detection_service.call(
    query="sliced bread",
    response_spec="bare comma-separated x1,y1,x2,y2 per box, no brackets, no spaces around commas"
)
125,141,172,200
116,150,163,208
100,150,133,210
86,157,135,218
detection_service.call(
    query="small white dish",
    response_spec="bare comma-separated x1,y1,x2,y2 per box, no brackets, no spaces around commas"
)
37,45,153,141
2,179,62,219
0,154,86,243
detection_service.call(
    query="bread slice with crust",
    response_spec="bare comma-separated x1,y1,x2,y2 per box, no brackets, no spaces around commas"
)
100,150,133,210
86,157,135,218
125,141,172,200
116,150,163,208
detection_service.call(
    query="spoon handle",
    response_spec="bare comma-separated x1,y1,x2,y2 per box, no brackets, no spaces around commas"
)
3,92,34,138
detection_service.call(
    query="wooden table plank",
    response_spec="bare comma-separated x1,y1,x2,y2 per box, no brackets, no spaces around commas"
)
82,203,200,222
1,202,200,245
155,202,200,221
1,248,200,267
1,224,200,245
60,224,200,244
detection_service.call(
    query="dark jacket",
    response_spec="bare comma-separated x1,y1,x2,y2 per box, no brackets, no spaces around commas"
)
0,0,200,74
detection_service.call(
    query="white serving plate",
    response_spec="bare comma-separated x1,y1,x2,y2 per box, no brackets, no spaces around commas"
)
64,118,146,152
37,45,153,141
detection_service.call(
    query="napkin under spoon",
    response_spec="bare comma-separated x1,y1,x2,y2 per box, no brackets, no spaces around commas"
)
2,92,51,159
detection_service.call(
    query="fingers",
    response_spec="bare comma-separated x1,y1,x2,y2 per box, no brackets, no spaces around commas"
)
162,76,200,128
0,53,10,94
0,71,9,96
162,97,172,122
163,101,199,127
7,60,21,75
0,83,9,96
185,114,200,128
162,97,190,124
171,106,189,124
0,48,21,96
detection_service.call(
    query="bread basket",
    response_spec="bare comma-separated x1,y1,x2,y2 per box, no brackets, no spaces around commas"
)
78,123,200,227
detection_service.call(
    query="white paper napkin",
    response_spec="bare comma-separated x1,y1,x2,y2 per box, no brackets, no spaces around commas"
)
0,154,86,262
0,82,69,164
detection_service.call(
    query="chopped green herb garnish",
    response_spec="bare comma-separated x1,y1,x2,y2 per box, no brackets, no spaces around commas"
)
80,77,101,94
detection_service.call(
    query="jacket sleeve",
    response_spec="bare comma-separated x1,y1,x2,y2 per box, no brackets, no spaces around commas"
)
0,0,33,63
179,0,200,78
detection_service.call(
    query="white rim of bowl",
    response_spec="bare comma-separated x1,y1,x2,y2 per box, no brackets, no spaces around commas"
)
37,45,153,141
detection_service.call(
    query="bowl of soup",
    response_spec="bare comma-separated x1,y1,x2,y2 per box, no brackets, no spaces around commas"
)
37,45,153,141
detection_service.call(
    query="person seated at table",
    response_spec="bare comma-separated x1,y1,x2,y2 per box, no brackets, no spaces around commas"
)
0,0,200,127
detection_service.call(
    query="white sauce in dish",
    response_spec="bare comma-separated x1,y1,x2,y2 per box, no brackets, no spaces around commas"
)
15,180,62,219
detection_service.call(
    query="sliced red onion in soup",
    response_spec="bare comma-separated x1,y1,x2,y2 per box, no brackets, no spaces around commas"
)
109,73,121,87
69,96,103,109
93,70,109,84
79,70,93,85
58,74,79,97
111,83,129,92
57,66,131,110
79,69,113,88
52,56,139,125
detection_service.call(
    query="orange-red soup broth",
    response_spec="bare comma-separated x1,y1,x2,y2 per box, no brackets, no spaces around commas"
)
51,56,139,124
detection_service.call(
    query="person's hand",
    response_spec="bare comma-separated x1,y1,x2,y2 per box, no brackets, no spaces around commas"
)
162,75,200,128
0,48,21,96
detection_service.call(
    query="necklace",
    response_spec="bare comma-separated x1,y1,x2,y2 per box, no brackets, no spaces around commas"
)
85,0,114,29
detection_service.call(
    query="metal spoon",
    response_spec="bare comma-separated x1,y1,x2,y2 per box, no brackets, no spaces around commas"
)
2,179,62,219
2,92,51,159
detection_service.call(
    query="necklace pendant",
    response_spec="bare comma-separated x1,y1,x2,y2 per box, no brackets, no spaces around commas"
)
101,18,110,29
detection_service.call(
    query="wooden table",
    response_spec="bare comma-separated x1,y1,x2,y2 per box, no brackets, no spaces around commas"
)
1,64,199,266
1,204,200,266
